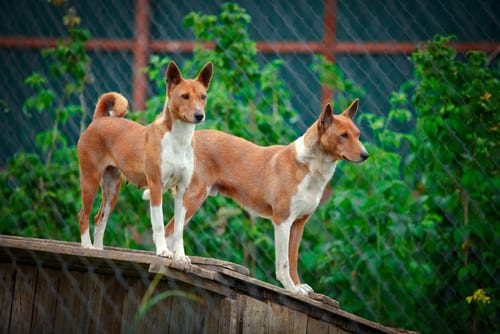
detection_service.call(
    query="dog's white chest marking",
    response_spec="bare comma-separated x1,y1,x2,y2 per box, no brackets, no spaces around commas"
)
160,122,195,189
291,136,337,218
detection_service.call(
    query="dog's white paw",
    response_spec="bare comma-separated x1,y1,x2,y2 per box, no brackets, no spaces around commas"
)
171,254,191,271
296,283,314,295
286,283,314,296
174,254,191,265
173,247,191,264
142,189,150,200
156,248,174,258
81,230,94,249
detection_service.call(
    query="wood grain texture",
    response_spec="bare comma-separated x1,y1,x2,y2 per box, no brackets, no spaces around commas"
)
0,235,413,334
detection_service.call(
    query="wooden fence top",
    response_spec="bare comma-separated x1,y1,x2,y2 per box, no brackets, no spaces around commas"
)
0,234,416,334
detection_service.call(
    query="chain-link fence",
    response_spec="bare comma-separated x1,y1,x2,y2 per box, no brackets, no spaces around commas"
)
0,1,498,333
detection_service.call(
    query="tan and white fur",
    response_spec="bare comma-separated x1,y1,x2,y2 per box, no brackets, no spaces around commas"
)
164,100,368,294
77,61,213,263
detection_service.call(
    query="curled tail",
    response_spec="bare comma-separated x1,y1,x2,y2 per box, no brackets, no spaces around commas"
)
93,92,129,120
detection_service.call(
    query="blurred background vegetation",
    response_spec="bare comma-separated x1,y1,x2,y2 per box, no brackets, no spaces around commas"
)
0,2,498,333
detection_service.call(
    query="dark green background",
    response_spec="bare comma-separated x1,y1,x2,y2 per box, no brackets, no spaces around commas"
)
0,0,498,165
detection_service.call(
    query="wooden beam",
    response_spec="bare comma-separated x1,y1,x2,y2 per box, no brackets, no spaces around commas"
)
1,37,498,55
321,0,337,105
132,0,150,111
0,235,407,334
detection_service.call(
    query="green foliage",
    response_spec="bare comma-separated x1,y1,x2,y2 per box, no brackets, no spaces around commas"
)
182,2,297,144
23,4,91,164
0,151,79,239
311,54,365,111
399,35,499,333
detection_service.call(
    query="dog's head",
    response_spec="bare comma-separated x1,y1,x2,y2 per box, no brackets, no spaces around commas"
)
165,61,213,124
317,99,369,163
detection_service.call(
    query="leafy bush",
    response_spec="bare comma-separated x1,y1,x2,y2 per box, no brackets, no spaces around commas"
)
400,35,499,333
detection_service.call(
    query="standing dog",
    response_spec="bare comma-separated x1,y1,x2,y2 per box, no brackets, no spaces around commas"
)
77,61,213,263
164,100,368,293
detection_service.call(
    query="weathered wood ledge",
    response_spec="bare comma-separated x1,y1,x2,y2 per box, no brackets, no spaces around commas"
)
0,235,417,334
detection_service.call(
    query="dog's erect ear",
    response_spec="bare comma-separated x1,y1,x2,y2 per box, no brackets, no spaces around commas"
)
318,103,334,132
341,99,359,119
166,61,183,88
196,62,213,89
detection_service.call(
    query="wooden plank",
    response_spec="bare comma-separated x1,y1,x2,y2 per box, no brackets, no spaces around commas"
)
0,235,248,275
121,277,145,333
53,270,84,333
97,274,126,334
216,267,401,333
193,289,226,334
307,316,330,334
141,277,174,333
162,279,205,334
0,236,408,334
0,235,160,271
189,256,250,276
78,272,91,333
239,295,270,334
189,291,208,334
164,294,187,333
217,298,238,334
329,323,352,334
148,262,233,297
31,267,60,334
309,292,340,308
0,262,15,334
268,301,308,334
10,265,37,334
86,272,105,332
203,294,224,334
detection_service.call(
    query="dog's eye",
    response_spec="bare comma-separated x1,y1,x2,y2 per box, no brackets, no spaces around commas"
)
341,133,348,139
181,94,189,100
201,94,207,100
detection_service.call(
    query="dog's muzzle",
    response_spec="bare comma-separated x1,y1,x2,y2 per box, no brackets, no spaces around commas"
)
194,111,205,123
360,149,369,161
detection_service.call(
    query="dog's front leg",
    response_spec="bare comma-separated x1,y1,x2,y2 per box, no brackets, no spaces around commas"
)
274,219,309,296
289,217,314,295
148,183,172,258
170,182,191,265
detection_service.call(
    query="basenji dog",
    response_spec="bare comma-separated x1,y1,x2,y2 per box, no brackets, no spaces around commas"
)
164,99,369,294
77,61,213,263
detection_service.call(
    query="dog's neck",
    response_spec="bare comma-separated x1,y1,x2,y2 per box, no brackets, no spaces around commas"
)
294,122,337,180
155,101,195,146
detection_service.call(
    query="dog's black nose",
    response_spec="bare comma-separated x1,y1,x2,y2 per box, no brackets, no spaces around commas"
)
361,150,369,161
194,112,204,122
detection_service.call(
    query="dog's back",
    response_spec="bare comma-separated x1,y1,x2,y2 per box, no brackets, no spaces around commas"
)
192,129,287,217
78,93,149,187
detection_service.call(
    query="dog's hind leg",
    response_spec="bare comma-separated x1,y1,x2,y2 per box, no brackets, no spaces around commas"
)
78,168,102,249
93,167,122,250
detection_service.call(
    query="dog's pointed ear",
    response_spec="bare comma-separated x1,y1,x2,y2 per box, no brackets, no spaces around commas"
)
196,62,213,89
166,61,183,88
341,99,359,119
318,103,334,132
